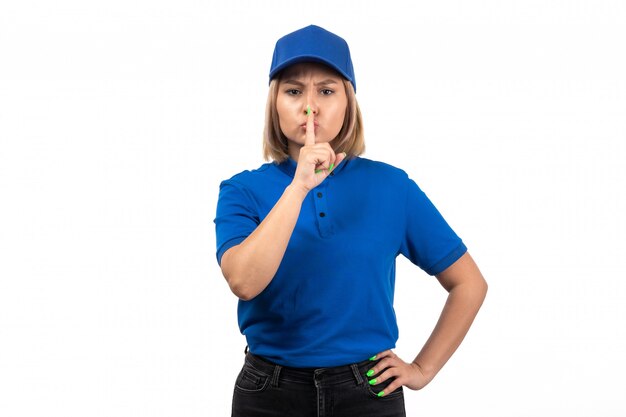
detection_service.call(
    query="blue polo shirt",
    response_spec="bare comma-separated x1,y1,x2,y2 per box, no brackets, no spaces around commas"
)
214,156,467,367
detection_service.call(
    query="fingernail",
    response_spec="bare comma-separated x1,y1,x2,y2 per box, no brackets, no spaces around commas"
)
307,105,311,115
315,169,321,174
369,355,377,361
342,151,347,157
377,391,385,397
366,369,375,377
329,163,334,171
368,379,377,385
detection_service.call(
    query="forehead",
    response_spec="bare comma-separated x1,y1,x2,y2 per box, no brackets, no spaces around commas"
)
279,62,343,82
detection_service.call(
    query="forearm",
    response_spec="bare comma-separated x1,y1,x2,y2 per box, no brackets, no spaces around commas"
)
413,278,487,381
221,183,308,300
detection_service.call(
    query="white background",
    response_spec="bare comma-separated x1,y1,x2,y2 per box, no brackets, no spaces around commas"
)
1,1,625,415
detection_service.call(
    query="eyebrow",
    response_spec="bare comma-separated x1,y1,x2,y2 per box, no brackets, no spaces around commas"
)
282,79,338,86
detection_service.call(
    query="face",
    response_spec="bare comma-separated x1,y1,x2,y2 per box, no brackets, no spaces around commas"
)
276,63,348,151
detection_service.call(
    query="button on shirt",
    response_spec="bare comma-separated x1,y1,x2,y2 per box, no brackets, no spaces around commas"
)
214,156,467,367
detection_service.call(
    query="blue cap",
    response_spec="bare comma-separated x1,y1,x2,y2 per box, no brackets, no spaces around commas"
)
269,25,356,92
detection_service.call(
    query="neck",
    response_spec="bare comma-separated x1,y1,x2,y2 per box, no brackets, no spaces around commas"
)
287,143,302,163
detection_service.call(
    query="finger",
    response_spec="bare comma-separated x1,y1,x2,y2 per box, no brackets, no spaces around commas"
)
377,380,401,398
370,365,399,383
330,151,347,172
305,105,315,146
372,350,394,361
367,349,403,377
366,356,396,379
368,369,402,398
311,147,335,173
364,348,385,377
313,159,329,175
323,144,337,171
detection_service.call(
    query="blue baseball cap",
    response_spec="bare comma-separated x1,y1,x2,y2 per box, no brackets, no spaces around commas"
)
269,25,356,92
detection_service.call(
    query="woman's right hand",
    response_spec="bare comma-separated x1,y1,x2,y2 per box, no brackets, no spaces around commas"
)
291,107,347,194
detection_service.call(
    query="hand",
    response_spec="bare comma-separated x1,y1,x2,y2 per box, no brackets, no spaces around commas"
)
291,106,346,194
366,350,431,396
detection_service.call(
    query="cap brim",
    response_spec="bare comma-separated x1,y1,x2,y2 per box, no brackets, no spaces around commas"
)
269,55,353,85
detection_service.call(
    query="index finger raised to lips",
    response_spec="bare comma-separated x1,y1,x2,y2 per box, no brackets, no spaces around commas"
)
305,105,315,146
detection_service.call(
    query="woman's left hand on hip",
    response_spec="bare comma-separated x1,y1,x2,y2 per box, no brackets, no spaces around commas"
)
366,349,431,396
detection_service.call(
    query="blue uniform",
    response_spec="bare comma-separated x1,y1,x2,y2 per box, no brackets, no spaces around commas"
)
214,156,467,367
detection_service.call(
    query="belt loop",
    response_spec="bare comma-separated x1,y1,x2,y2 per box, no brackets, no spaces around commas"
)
350,363,364,385
270,364,282,388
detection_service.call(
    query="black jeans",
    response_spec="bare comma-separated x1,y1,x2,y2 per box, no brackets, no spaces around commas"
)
232,350,406,417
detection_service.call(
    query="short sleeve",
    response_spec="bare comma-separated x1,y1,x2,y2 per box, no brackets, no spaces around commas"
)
399,178,467,275
214,180,260,266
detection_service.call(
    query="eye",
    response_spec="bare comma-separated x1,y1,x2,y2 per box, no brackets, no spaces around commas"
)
285,89,301,95
320,89,334,96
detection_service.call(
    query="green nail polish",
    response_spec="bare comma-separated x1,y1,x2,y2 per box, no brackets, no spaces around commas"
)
366,369,375,377
307,105,311,115
377,391,385,397
329,163,334,171
369,355,377,361
315,169,321,174
368,379,377,385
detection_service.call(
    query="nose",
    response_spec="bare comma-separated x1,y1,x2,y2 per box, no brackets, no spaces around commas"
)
303,102,318,115
304,89,318,115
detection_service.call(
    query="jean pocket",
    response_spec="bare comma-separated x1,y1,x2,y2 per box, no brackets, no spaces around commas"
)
234,363,270,393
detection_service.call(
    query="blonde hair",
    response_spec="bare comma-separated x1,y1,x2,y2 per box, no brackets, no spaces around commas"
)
262,77,364,162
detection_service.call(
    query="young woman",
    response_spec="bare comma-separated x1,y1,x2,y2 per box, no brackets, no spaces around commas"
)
215,24,487,417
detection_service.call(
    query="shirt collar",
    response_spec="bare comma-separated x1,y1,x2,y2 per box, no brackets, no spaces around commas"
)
275,155,351,178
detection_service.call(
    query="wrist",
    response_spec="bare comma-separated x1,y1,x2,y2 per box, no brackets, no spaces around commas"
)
411,360,437,383
286,183,309,201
